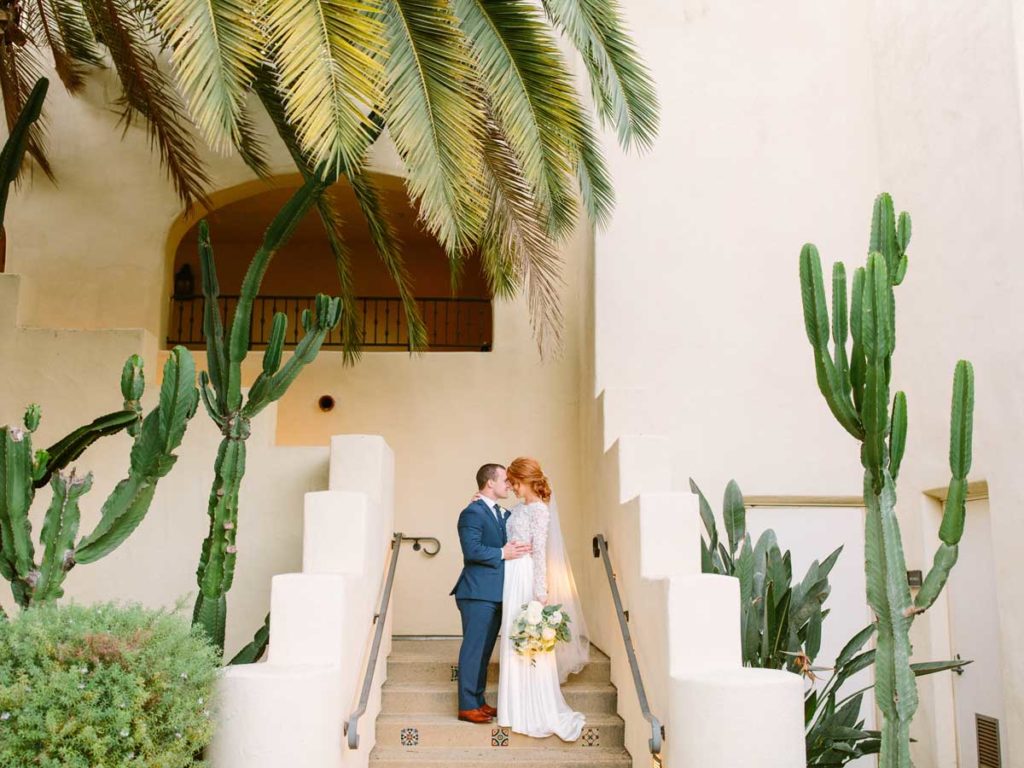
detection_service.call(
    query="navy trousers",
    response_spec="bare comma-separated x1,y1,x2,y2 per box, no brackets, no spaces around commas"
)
456,598,502,711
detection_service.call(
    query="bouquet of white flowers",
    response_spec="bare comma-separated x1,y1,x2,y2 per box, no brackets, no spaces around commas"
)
509,601,572,664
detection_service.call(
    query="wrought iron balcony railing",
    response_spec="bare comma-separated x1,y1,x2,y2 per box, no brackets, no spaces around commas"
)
167,294,492,351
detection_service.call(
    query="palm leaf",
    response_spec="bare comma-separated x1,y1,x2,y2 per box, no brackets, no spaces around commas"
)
382,0,487,253
153,0,268,176
264,0,386,178
0,41,55,181
29,0,97,91
480,116,563,355
346,167,428,350
541,0,658,150
453,0,581,237
254,67,364,361
82,0,210,208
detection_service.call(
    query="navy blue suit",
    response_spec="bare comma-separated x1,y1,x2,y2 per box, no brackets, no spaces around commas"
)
451,499,508,711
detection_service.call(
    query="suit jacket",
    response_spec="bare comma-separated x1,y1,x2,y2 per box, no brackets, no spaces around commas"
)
450,499,508,602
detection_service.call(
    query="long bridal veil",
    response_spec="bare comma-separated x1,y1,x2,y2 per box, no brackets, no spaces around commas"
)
546,497,590,682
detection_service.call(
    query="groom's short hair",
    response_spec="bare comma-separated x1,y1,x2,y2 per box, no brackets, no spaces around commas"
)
476,463,505,490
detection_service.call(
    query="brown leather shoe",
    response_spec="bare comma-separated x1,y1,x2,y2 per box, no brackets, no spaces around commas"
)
458,708,494,724
480,703,498,717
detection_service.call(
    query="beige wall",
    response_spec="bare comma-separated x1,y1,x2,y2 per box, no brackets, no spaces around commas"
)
596,0,1024,763
4,58,591,642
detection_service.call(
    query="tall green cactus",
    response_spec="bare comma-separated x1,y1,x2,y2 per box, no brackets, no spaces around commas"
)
0,350,198,609
799,193,974,768
191,176,342,656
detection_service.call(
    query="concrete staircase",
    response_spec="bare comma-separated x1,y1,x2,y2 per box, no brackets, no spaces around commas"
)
369,639,631,767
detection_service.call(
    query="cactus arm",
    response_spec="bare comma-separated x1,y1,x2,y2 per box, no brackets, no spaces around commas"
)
242,296,341,418
869,193,900,278
74,350,198,563
199,222,228,411
939,361,974,545
888,392,907,481
914,543,958,612
894,212,911,286
193,592,228,652
226,176,331,410
832,263,851,400
245,313,288,406
34,410,139,489
1,426,37,595
34,470,91,602
864,472,916,768
193,437,245,650
849,267,867,413
860,254,893,490
799,245,864,439
0,78,48,227
198,371,226,429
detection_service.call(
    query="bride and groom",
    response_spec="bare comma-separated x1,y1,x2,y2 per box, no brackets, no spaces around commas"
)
450,458,589,742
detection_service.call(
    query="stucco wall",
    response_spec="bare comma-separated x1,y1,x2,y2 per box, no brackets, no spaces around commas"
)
595,0,1024,763
4,58,590,641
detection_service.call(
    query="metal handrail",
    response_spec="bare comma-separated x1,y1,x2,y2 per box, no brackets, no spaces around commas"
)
398,534,441,557
345,532,403,750
592,533,664,756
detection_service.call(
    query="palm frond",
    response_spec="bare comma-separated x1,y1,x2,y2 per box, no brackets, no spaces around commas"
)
541,0,658,150
480,117,563,356
454,0,580,237
254,67,363,361
346,167,428,351
29,0,93,91
82,0,210,208
264,0,386,179
0,41,55,181
48,0,103,64
153,0,263,158
575,107,613,225
382,0,487,253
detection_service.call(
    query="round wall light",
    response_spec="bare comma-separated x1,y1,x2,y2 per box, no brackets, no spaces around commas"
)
318,395,336,412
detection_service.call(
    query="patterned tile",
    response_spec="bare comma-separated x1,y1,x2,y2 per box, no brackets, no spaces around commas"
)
491,727,510,747
400,727,419,747
450,665,459,682
652,755,663,768
581,726,600,747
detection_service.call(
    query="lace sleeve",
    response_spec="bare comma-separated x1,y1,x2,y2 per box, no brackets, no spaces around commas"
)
530,503,550,601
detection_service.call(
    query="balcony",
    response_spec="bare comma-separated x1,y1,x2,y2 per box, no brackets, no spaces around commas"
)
167,294,492,351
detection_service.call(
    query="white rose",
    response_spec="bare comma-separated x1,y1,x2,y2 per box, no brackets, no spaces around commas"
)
542,627,556,641
526,606,543,625
549,611,563,625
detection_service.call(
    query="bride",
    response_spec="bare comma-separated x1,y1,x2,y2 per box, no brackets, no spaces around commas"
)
497,457,588,741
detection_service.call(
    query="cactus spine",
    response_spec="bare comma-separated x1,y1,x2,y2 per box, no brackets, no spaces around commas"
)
0,351,198,607
799,193,974,768
192,177,342,655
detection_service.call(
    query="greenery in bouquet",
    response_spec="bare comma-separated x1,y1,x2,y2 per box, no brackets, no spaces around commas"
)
510,602,572,663
0,601,220,768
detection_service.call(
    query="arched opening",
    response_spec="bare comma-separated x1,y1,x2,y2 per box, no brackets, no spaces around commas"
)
166,173,492,352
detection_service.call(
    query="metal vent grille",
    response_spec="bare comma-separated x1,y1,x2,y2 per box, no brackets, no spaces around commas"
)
977,714,1002,768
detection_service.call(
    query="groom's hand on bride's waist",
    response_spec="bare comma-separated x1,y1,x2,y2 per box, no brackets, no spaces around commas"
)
502,541,532,560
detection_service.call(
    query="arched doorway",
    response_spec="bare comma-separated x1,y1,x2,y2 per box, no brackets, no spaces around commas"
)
165,173,493,352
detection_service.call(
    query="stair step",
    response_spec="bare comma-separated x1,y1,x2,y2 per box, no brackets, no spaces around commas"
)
387,640,610,685
381,681,617,715
374,713,623,749
369,746,632,768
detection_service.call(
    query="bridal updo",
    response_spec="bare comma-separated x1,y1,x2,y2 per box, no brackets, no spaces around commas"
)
507,457,552,502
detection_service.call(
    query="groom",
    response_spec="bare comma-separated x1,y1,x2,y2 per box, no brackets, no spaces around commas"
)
450,463,531,723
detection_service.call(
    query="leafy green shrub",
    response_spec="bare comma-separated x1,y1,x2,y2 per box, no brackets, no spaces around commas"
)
0,602,220,767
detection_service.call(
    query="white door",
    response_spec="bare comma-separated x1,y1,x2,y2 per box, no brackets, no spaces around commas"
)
947,497,1007,768
747,504,876,767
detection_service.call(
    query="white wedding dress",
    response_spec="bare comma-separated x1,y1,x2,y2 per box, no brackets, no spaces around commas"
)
497,500,586,741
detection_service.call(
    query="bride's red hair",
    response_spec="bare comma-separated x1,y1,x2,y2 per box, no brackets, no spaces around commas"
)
506,457,552,502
